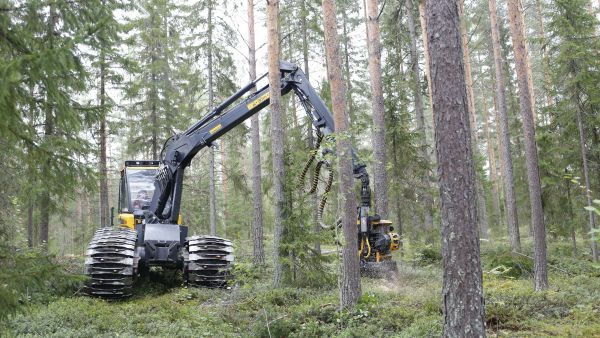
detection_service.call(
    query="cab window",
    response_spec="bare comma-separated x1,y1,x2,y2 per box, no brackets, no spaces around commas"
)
127,168,157,211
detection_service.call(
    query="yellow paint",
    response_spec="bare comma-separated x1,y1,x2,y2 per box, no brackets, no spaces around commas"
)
119,213,135,229
389,232,400,251
372,219,393,225
209,124,222,135
365,237,371,258
247,92,269,110
358,238,364,257
177,213,182,225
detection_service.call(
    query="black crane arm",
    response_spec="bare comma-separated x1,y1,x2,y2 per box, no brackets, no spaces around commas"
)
149,61,371,227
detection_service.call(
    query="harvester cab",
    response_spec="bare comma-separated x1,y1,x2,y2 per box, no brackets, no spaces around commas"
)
117,161,160,229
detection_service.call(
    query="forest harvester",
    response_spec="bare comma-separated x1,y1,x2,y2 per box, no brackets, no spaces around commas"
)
84,61,400,299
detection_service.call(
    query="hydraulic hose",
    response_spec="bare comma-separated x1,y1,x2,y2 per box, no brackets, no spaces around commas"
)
298,132,324,191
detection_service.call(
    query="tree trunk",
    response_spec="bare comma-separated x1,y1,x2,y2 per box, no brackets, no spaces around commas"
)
365,0,389,217
482,95,502,228
566,179,577,258
459,0,489,239
392,123,404,256
221,142,227,238
207,1,217,236
27,201,34,248
248,0,265,266
150,11,158,161
489,0,521,252
418,0,434,126
300,0,320,254
535,0,555,112
406,0,434,242
426,0,486,335
342,7,355,126
40,5,58,251
507,0,548,291
267,0,285,286
573,79,598,262
99,49,109,228
322,0,361,309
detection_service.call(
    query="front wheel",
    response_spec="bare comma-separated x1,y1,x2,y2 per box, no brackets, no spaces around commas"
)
183,235,234,288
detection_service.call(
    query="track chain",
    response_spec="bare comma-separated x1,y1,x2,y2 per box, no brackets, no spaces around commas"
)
84,227,138,299
184,235,234,288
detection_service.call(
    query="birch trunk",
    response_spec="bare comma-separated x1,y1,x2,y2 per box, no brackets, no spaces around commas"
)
418,0,434,126
572,78,598,262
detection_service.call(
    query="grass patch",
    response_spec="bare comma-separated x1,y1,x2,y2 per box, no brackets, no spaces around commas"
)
2,241,600,337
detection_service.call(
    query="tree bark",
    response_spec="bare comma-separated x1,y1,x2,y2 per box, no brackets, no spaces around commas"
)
248,0,264,266
426,0,486,335
406,0,433,242
365,0,389,217
573,79,598,262
459,0,489,239
418,0,434,127
221,142,228,238
507,0,548,290
322,0,361,309
566,178,577,258
300,0,320,254
489,0,521,252
482,95,501,228
535,0,555,111
207,1,217,236
342,7,355,126
149,10,158,161
40,5,58,251
267,0,285,286
27,201,34,248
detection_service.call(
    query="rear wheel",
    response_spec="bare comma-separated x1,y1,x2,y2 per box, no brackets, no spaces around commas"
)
184,235,234,288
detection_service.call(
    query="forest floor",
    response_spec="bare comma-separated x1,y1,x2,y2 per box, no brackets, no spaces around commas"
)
2,240,600,337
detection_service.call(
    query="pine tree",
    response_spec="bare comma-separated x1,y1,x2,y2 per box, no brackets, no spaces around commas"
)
406,0,434,243
508,0,548,290
426,0,486,334
488,0,521,252
365,0,389,217
247,0,265,266
322,0,361,309
267,0,286,287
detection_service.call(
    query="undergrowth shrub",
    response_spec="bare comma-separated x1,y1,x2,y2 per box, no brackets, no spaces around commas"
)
0,245,84,321
485,253,533,278
414,245,442,266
